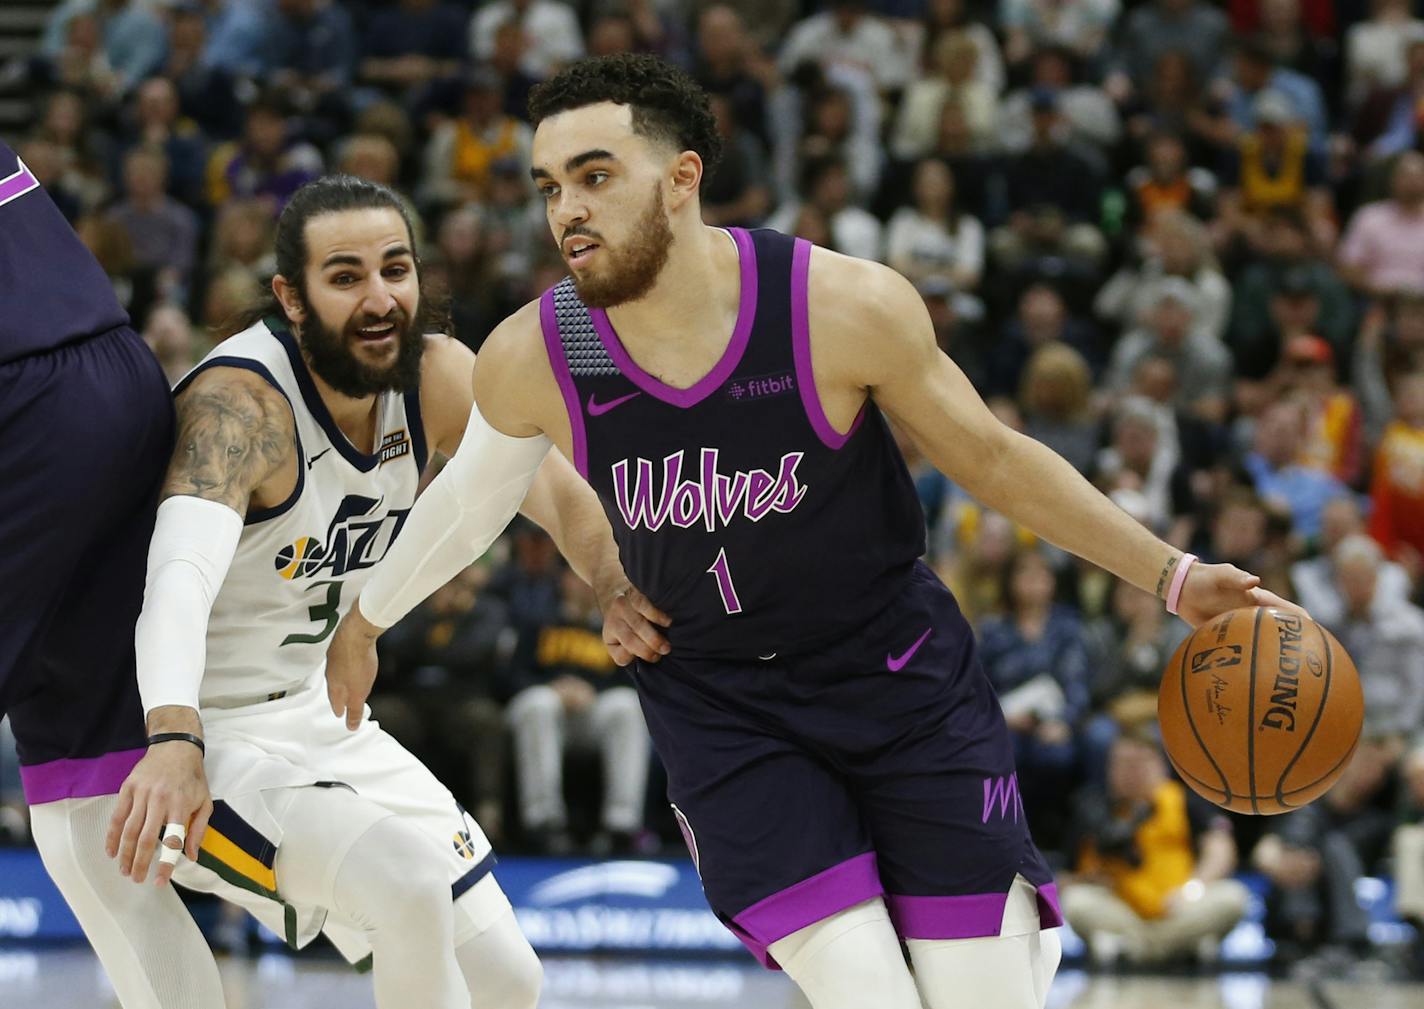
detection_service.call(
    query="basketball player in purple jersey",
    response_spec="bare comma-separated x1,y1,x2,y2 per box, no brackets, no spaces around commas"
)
326,56,1300,1008
0,139,227,1006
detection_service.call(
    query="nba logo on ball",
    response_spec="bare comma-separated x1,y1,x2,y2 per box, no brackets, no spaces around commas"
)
1158,607,1363,815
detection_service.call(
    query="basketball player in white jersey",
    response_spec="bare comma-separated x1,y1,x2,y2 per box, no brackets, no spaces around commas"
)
108,175,669,1009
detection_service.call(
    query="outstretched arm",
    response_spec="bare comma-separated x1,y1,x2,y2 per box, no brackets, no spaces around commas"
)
816,252,1297,625
111,368,295,886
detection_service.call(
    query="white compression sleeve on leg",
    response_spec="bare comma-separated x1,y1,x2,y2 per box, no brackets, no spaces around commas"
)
358,398,551,629
133,496,243,714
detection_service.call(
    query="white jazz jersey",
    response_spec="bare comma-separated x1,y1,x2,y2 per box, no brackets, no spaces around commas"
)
176,316,427,707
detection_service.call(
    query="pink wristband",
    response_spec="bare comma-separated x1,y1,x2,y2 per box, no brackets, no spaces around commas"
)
1165,553,1197,616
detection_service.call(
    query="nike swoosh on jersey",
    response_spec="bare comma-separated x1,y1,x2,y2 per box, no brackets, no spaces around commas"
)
0,157,40,209
587,391,641,416
886,628,933,672
306,447,333,469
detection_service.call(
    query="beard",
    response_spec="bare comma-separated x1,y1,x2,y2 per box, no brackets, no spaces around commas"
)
570,184,674,309
297,293,428,398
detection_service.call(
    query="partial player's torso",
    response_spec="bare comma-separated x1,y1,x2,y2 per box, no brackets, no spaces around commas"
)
539,228,926,659
179,318,428,705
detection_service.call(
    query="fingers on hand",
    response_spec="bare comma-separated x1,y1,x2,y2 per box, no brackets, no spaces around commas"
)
187,801,213,862
130,806,164,884
106,785,135,859
328,682,345,720
631,593,672,627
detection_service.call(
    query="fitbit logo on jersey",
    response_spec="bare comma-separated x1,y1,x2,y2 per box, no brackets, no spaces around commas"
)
273,494,410,579
612,449,808,533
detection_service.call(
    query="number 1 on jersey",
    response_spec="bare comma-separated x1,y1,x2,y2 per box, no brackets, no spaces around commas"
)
707,547,743,615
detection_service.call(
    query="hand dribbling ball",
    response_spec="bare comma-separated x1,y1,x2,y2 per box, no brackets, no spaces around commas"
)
1158,607,1363,815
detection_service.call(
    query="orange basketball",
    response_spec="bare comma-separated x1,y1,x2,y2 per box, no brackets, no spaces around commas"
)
1157,606,1363,815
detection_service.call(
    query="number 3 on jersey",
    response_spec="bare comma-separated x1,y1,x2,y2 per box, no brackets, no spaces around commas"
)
707,547,743,615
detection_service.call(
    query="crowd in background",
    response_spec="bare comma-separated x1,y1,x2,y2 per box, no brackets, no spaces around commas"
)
2,0,1424,978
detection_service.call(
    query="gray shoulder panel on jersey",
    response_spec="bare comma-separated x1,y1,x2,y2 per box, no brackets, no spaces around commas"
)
552,277,619,377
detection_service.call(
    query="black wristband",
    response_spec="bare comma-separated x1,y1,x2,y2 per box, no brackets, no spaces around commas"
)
147,732,205,755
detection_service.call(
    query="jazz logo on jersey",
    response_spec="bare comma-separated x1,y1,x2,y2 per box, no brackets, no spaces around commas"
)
379,429,410,465
452,827,477,861
612,448,807,533
273,494,410,580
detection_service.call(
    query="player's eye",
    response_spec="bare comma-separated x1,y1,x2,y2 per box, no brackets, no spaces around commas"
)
587,171,608,186
332,274,356,286
384,266,408,279
540,184,559,200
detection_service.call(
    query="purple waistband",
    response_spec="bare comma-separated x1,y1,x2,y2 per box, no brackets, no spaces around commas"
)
20,748,145,805
730,851,883,969
886,880,1065,941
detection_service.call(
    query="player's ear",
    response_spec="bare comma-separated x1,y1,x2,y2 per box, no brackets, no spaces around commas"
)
272,274,306,324
668,150,702,210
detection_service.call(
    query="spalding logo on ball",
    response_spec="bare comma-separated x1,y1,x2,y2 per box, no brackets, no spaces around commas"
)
1158,606,1363,815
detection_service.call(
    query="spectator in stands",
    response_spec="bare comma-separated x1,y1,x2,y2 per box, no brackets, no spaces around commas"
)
1369,370,1424,574
40,10,121,104
699,0,797,53
105,146,199,304
486,20,540,124
1355,297,1424,438
123,76,208,206
1244,398,1352,540
507,569,651,855
937,508,1022,621
988,282,1101,401
1357,35,1424,157
430,204,506,350
373,565,514,843
1229,211,1356,380
1215,90,1335,257
1000,0,1119,71
1328,534,1424,738
207,96,323,212
33,87,115,213
337,132,425,245
471,0,584,79
140,302,199,384
1253,0,1339,106
768,156,882,262
265,0,358,137
1345,0,1424,112
978,548,1091,836
1098,209,1230,341
991,88,1108,278
490,518,564,631
701,94,771,228
1121,135,1219,231
1062,731,1248,965
1275,335,1365,487
41,0,167,97
915,0,1004,94
892,31,997,159
1122,51,1217,163
420,70,533,209
999,45,1119,156
794,80,883,201
159,3,245,141
1253,739,1401,969
200,264,259,331
1220,38,1329,150
1106,278,1233,423
884,159,983,298
1019,343,1099,476
1082,583,1191,777
1106,0,1229,104
1396,741,1424,978
358,0,466,105
693,5,774,151
1293,497,1413,628
1338,152,1424,299
778,0,909,93
207,197,276,281
190,0,270,81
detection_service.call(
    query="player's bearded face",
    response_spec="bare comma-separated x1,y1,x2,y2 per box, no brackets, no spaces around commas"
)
566,182,673,309
297,286,426,397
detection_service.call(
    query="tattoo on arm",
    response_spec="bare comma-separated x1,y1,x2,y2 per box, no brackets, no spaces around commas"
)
162,379,294,515
1155,554,1180,600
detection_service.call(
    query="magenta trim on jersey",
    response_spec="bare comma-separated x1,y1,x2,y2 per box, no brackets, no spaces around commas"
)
588,228,757,408
730,851,883,969
0,156,40,207
885,881,1065,941
20,748,146,805
539,289,589,478
790,239,865,450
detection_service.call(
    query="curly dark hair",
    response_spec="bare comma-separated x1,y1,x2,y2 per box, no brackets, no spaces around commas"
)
528,54,722,178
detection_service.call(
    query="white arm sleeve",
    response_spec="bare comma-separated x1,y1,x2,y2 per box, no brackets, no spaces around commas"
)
358,398,552,629
133,496,244,715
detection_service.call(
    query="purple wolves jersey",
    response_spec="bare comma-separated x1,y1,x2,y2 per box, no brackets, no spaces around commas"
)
0,140,129,367
540,228,925,659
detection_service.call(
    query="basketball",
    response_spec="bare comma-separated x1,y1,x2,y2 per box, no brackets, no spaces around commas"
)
1157,607,1363,815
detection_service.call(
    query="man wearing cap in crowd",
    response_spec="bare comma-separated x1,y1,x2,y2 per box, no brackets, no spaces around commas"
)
1279,334,1366,486
1216,88,1335,255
